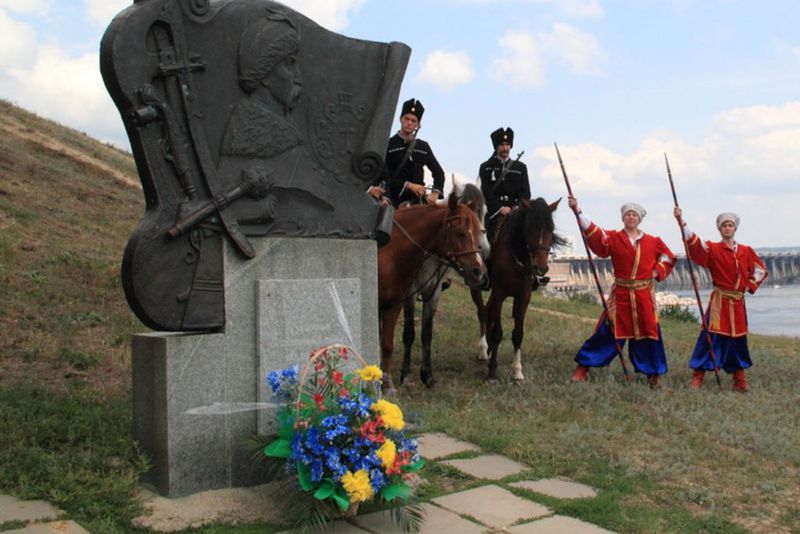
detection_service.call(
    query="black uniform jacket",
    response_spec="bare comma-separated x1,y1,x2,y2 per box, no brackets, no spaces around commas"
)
479,154,531,218
378,133,445,206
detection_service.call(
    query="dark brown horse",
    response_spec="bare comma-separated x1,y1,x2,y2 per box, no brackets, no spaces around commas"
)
470,197,566,381
378,192,486,392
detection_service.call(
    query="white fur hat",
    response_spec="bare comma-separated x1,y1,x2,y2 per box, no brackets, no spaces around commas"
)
620,202,646,220
716,212,740,228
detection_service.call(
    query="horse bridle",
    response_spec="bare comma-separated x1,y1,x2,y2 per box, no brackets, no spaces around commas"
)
392,211,482,276
510,231,552,286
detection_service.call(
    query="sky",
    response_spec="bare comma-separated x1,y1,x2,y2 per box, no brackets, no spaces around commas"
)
1,0,799,252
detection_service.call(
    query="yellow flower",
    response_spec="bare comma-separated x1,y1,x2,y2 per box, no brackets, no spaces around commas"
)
355,365,383,382
371,399,405,430
376,439,397,469
340,469,374,503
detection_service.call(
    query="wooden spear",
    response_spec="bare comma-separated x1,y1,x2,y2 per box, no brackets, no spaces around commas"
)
665,153,722,388
555,143,631,381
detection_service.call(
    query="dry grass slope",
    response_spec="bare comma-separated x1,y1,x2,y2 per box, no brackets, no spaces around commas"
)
0,99,144,396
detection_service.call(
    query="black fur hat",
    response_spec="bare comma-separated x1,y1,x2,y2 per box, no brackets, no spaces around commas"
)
400,98,424,121
490,127,514,148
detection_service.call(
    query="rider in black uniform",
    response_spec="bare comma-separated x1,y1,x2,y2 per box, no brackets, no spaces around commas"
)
368,98,445,207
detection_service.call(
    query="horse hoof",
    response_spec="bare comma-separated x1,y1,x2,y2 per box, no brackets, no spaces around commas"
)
484,375,499,385
476,352,489,361
421,373,436,388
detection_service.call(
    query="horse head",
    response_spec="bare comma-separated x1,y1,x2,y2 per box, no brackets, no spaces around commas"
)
439,192,486,287
458,183,490,258
511,197,567,283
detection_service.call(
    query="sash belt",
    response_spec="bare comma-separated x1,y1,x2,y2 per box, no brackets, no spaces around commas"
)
713,287,744,300
614,278,653,290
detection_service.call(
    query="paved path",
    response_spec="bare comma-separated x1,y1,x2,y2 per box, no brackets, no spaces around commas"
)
0,433,614,533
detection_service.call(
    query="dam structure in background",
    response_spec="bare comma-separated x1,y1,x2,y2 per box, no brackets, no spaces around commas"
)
548,252,800,291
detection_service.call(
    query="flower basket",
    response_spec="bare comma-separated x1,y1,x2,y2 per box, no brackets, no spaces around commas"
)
264,344,425,531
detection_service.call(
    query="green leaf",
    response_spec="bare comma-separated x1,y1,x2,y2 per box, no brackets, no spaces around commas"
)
263,439,291,458
277,412,294,439
333,487,350,511
314,480,335,500
297,463,314,491
381,483,400,501
403,459,425,472
382,482,411,501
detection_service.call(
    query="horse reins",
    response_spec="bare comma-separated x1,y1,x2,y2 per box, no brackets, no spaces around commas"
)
392,211,482,275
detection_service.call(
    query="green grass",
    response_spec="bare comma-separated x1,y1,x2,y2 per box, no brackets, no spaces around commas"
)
0,386,149,533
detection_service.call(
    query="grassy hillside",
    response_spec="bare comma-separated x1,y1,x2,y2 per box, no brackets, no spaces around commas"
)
1,99,799,533
0,99,144,395
0,100,150,531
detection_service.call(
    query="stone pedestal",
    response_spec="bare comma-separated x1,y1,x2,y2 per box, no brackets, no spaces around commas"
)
132,238,379,497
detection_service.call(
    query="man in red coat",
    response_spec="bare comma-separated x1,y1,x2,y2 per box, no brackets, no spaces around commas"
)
569,197,677,387
674,208,768,392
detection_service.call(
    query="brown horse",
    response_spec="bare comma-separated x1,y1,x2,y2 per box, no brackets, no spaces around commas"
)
470,197,566,381
378,192,486,392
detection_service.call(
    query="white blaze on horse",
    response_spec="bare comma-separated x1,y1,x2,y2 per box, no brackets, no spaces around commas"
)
377,191,486,394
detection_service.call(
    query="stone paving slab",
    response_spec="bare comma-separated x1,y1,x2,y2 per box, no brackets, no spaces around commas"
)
432,484,551,529
441,454,528,479
510,479,598,499
3,520,90,534
507,515,616,533
353,503,486,533
133,482,290,532
0,496,63,523
416,432,481,460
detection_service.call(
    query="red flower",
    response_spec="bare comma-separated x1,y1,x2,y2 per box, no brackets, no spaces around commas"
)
359,419,386,443
313,393,325,410
387,451,412,475
338,347,349,360
338,388,349,397
331,371,344,386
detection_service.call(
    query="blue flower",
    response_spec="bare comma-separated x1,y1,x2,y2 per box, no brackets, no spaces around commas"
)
324,449,346,478
309,459,324,482
266,365,299,401
290,433,309,464
266,370,282,395
369,468,387,493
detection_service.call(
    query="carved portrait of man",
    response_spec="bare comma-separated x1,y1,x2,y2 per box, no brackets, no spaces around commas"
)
218,11,336,235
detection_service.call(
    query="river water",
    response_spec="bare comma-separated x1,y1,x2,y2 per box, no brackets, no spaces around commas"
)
667,284,800,338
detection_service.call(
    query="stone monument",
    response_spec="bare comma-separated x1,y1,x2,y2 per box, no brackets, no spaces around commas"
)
101,0,410,496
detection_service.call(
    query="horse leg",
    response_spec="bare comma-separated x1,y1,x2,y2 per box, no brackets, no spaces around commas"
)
400,297,416,385
470,287,489,361
485,293,504,382
510,291,532,381
420,289,441,387
380,305,403,396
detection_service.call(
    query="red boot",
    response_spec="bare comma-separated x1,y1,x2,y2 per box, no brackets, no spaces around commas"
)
732,369,750,393
571,365,590,382
690,370,705,389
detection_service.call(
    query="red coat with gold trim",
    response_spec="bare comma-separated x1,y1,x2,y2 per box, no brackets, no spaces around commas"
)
584,223,677,339
686,235,768,337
